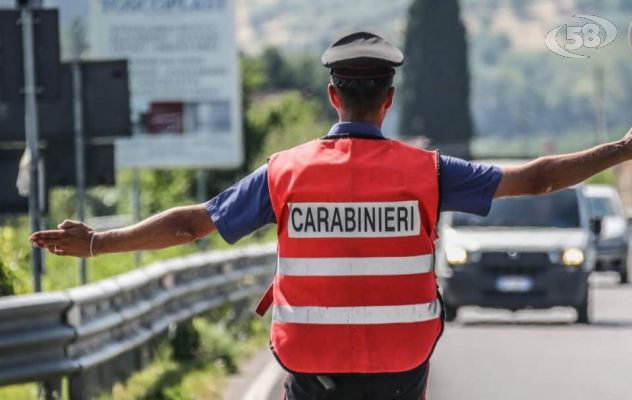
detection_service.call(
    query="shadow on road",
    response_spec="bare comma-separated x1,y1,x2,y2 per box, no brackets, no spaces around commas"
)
588,320,632,328
589,272,628,289
456,320,574,327
456,319,632,329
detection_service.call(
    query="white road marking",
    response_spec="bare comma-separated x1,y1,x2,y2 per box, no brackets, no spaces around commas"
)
242,357,285,400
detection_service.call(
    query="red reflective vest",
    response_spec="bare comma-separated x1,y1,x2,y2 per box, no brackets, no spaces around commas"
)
262,136,443,374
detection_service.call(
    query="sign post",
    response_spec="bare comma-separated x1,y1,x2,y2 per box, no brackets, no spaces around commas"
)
196,169,208,250
20,4,43,291
72,60,88,284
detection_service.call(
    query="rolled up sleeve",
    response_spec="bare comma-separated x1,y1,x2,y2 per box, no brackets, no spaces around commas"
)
439,155,503,216
206,164,276,244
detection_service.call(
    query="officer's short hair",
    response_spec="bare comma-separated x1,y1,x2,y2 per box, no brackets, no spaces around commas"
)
332,76,393,117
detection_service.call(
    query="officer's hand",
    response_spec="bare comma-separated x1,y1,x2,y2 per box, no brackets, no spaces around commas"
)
621,126,632,154
29,220,95,258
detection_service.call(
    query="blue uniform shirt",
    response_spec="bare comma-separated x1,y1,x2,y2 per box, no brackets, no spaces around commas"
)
207,122,503,244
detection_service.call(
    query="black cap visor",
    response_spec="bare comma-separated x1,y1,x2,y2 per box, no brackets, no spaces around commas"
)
330,65,395,80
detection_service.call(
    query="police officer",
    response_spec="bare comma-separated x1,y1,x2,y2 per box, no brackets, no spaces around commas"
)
31,31,632,399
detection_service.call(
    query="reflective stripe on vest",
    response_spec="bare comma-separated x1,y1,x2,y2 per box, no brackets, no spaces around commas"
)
273,299,442,324
278,255,433,276
267,137,442,374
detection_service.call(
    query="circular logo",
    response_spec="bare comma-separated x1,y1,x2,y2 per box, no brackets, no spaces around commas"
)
544,15,618,58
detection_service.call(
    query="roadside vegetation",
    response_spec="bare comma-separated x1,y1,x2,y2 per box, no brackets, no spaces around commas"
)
104,313,270,400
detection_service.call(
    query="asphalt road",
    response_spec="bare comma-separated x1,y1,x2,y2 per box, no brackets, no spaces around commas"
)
260,273,632,400
428,273,632,400
268,374,285,400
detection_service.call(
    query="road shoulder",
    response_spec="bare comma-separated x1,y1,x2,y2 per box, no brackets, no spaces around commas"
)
224,346,285,400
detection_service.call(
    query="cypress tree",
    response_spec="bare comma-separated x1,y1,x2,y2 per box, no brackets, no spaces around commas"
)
399,0,473,159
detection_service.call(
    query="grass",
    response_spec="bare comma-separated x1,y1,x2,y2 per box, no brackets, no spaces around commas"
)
0,384,40,400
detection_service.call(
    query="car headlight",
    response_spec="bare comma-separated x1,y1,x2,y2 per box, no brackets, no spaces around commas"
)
446,245,468,265
562,248,584,266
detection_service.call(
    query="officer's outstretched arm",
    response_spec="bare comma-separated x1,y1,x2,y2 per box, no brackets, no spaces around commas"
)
494,126,632,198
29,204,215,258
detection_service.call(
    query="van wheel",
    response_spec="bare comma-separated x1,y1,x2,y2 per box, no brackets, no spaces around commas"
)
575,286,591,324
444,303,458,322
619,260,629,284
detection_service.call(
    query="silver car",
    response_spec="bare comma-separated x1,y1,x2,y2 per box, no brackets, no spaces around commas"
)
585,184,630,284
436,185,599,323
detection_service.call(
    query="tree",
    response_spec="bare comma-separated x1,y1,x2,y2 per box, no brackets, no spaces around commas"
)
250,91,329,170
260,47,297,90
399,0,473,158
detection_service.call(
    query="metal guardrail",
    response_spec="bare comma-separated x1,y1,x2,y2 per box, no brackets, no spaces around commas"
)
0,243,276,399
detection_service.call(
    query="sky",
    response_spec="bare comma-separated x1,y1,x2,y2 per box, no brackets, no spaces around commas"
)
45,0,87,24
0,1,88,22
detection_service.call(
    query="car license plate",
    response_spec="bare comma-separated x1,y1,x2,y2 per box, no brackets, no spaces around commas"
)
496,276,533,293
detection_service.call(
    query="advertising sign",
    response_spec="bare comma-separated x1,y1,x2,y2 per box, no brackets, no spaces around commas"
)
88,0,243,169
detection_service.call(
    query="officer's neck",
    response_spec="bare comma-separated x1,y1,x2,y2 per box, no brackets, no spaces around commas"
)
337,114,384,129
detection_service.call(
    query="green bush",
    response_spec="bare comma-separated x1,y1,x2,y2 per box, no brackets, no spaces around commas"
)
0,222,32,295
250,91,331,169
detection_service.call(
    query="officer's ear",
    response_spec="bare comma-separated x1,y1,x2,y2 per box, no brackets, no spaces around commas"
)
328,83,341,111
383,87,395,111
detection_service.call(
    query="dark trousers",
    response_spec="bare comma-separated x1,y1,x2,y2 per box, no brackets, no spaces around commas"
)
283,362,429,400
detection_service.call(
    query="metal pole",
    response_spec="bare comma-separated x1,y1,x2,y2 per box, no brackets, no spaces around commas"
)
22,9,50,400
20,6,42,292
196,169,208,250
132,168,142,267
72,61,88,284
593,65,608,145
38,156,46,273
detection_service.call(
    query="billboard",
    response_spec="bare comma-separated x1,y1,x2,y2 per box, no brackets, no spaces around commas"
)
88,0,243,169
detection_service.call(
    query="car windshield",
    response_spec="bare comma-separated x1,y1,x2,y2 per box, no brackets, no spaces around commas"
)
453,189,580,228
589,196,617,218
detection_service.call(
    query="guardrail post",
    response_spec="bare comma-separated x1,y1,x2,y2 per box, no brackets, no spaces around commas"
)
69,368,109,400
41,378,62,400
68,372,88,400
171,320,200,361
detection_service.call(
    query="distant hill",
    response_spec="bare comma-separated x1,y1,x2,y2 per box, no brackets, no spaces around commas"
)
237,0,632,141
235,0,574,53
236,0,410,53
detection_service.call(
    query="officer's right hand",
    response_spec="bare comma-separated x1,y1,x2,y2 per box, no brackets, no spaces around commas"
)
620,126,632,154
30,219,95,258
